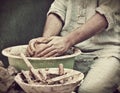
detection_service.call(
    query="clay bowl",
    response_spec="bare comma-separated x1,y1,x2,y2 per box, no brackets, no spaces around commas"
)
15,68,84,93
2,45,81,70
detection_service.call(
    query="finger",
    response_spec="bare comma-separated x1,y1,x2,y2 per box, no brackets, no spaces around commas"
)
29,40,36,52
34,44,52,56
51,53,59,57
25,49,30,57
36,37,52,44
43,50,58,57
38,45,56,57
49,36,56,40
26,46,34,57
25,51,31,57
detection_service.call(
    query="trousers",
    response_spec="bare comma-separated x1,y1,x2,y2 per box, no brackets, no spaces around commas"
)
74,46,120,93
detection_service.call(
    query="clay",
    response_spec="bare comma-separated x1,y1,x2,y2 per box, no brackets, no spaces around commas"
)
27,43,76,57
20,54,69,85
0,60,25,93
15,68,83,93
20,53,46,83
20,53,78,85
19,54,81,86
9,46,75,58
0,60,4,67
19,64,81,85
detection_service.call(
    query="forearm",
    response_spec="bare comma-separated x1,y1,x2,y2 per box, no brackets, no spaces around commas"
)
65,13,108,47
42,13,63,37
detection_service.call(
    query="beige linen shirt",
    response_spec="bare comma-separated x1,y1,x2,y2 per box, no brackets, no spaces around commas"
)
48,0,120,52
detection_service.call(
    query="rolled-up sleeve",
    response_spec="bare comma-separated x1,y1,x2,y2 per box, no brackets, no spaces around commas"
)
96,0,120,31
47,0,67,22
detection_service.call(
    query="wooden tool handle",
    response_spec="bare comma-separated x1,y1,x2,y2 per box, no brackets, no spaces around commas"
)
21,70,34,84
47,72,81,84
20,53,46,82
58,64,64,76
20,53,34,69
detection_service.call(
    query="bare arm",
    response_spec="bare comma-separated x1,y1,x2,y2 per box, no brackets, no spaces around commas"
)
26,13,63,57
65,12,108,47
34,12,108,57
43,13,63,37
27,12,108,57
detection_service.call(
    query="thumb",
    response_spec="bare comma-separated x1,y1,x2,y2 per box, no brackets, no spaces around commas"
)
36,37,52,44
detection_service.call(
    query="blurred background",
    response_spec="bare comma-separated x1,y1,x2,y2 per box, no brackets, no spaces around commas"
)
0,0,53,66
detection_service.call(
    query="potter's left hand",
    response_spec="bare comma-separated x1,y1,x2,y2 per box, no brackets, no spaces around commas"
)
34,36,71,57
26,37,52,57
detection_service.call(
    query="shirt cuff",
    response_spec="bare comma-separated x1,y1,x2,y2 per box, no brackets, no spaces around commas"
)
47,8,66,23
96,5,115,31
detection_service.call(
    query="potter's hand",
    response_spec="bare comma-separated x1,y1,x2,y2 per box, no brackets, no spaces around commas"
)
26,37,52,57
34,36,71,57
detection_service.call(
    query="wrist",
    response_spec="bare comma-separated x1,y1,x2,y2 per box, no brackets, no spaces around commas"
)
63,36,74,48
42,32,52,37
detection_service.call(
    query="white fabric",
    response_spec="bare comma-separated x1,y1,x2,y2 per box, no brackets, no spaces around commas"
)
48,0,120,51
48,1,120,93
